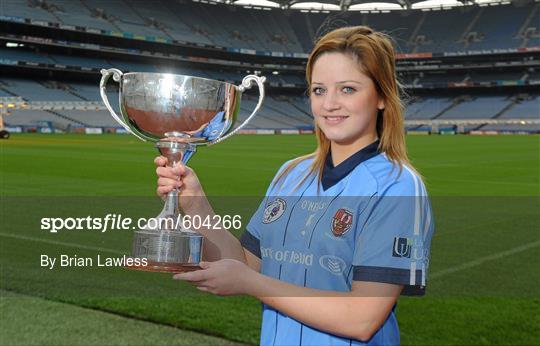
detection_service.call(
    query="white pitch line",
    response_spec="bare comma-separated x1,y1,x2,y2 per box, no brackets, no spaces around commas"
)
0,232,125,255
431,239,540,279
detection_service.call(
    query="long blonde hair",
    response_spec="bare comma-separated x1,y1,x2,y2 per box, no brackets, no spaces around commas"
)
274,26,414,189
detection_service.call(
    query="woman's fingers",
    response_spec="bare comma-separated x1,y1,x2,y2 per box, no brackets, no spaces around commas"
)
157,177,182,198
172,164,187,176
198,261,211,269
156,165,186,179
157,185,174,197
154,156,168,167
157,177,182,188
156,166,179,180
156,165,187,179
173,270,208,282
154,156,195,199
156,180,185,197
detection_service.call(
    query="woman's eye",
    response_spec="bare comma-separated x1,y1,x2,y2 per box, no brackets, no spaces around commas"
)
342,86,355,94
312,87,325,95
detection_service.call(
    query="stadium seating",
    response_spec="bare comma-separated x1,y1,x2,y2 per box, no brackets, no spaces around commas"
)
470,71,525,82
49,54,114,69
498,95,539,119
69,83,101,100
2,1,538,53
363,93,536,127
1,78,82,101
3,44,529,89
418,72,469,84
45,0,117,31
55,110,119,127
0,47,53,64
438,96,511,119
404,8,477,53
6,109,77,128
1,1,537,133
466,4,533,51
405,97,454,119
0,89,13,97
3,73,536,130
2,0,58,22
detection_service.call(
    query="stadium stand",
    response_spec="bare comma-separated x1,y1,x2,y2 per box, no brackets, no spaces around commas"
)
1,1,538,53
2,0,57,22
465,4,533,50
406,9,477,53
48,54,113,69
1,78,81,101
437,96,512,119
45,0,118,31
405,97,455,120
0,0,538,133
498,95,539,119
7,109,77,128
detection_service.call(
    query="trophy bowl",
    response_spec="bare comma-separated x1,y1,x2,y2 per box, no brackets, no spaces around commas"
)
100,69,265,273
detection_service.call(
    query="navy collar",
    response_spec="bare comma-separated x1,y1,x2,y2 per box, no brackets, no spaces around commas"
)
322,140,381,191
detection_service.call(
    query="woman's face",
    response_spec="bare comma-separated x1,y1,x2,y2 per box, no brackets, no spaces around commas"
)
310,52,384,145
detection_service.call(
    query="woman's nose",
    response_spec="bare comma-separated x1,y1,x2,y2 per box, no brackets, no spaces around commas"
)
322,93,341,112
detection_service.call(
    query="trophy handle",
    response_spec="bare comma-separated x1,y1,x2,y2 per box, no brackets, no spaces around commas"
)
209,74,266,145
99,68,146,141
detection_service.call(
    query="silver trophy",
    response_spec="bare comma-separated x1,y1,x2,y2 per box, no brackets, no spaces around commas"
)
100,69,265,273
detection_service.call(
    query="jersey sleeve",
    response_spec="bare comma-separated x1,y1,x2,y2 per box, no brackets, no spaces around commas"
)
352,171,434,296
239,195,267,259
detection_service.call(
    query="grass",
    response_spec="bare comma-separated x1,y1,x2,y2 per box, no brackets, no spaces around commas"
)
1,133,539,345
0,290,244,346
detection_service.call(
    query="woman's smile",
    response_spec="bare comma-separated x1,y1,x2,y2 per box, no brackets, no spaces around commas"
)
322,115,349,125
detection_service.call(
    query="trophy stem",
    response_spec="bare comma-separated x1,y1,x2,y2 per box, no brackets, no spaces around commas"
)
162,188,179,225
156,138,196,228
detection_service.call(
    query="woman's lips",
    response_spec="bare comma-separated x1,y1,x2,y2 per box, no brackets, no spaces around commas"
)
322,115,349,125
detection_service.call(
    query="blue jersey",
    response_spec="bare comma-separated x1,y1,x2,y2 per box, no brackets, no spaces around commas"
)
241,141,434,346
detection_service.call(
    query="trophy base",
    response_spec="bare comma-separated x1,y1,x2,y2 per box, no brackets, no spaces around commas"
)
132,229,203,266
125,260,201,273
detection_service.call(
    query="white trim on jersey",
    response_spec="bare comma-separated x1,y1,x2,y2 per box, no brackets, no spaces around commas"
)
402,164,432,287
403,165,433,240
415,171,432,239
423,204,432,239
410,261,417,285
422,262,426,286
403,165,421,236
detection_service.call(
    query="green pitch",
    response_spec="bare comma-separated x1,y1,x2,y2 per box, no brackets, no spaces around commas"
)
1,134,539,345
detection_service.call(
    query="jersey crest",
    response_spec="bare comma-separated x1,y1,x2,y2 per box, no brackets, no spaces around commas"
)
331,208,353,236
263,198,286,224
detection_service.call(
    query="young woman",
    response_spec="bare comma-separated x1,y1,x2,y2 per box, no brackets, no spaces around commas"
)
155,26,434,345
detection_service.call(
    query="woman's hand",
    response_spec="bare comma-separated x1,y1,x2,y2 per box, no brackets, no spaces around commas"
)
155,156,206,213
173,259,258,296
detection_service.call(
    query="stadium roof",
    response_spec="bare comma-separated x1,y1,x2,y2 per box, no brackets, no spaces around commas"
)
225,0,510,11
254,0,441,9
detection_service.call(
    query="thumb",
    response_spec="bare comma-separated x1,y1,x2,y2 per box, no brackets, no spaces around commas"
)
198,261,211,269
154,156,167,167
